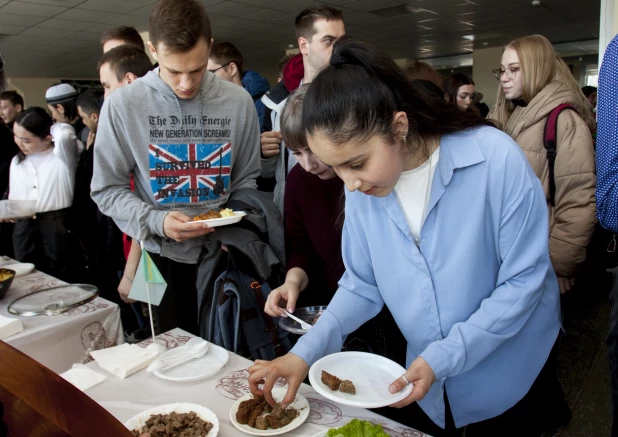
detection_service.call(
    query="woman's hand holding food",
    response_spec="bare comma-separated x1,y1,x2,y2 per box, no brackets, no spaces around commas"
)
264,268,308,317
163,211,214,242
388,356,436,408
248,354,309,408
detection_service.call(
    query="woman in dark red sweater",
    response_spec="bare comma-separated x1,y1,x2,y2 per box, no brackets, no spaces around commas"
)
264,85,344,314
265,86,406,367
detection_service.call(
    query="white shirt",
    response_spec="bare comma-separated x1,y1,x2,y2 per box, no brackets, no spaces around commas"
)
9,123,81,213
394,146,440,244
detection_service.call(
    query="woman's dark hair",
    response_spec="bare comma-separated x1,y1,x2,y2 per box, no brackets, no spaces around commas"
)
14,107,53,163
52,100,78,122
442,73,475,105
302,36,494,158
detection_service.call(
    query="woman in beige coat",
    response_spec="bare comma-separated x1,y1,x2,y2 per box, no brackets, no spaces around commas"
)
488,35,596,294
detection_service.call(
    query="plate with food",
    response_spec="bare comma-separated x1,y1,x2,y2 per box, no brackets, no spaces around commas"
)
229,387,310,436
125,403,218,437
189,209,246,228
278,305,327,335
309,419,390,437
308,352,413,409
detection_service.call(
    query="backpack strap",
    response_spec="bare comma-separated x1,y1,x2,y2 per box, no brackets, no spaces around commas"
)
250,281,286,357
543,103,577,207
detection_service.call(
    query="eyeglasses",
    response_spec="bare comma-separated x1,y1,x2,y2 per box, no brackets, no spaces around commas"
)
492,66,519,80
208,62,230,73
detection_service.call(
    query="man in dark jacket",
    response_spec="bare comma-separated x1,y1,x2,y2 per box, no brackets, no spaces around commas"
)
207,41,270,133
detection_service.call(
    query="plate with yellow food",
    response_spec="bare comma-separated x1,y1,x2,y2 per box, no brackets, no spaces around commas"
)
189,208,246,228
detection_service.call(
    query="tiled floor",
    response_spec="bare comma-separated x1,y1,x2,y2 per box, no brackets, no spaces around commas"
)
550,271,613,437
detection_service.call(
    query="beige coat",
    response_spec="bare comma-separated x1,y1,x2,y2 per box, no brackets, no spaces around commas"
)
489,81,596,278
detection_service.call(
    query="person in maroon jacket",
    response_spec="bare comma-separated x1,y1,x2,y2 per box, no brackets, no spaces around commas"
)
264,85,343,313
264,86,407,369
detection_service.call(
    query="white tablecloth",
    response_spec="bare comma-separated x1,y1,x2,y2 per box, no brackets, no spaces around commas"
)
0,256,124,373
85,328,429,437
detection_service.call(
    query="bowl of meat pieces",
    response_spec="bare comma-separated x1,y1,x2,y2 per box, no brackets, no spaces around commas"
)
130,412,213,437
236,395,299,430
125,404,219,437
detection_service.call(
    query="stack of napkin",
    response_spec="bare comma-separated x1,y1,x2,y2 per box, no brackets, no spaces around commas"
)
90,343,159,379
0,314,24,339
60,364,107,391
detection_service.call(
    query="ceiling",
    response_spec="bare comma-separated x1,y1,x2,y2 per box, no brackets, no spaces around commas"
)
0,0,602,79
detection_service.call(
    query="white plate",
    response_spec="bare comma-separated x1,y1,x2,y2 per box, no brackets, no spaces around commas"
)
229,388,310,436
3,263,35,277
153,342,229,382
308,352,413,409
188,211,246,228
125,403,219,437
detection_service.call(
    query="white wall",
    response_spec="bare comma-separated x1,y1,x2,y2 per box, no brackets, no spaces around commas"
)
6,78,63,110
472,47,503,110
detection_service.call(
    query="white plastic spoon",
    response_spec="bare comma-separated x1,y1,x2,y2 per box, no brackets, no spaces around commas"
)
147,338,208,373
280,308,313,330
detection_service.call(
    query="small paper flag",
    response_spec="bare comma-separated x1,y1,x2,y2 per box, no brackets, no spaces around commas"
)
128,247,168,306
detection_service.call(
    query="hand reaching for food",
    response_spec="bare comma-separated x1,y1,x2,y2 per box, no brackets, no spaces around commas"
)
248,354,309,408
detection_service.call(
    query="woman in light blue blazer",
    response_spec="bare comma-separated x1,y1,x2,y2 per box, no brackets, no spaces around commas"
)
249,37,567,437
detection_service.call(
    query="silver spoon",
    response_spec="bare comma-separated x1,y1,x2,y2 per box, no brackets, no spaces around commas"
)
280,308,313,330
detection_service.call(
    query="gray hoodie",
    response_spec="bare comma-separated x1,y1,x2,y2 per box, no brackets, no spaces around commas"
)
91,69,261,264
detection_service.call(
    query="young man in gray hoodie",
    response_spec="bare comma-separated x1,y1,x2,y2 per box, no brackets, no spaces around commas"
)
91,0,261,335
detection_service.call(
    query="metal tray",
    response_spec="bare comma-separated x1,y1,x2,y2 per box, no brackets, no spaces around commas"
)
8,284,98,316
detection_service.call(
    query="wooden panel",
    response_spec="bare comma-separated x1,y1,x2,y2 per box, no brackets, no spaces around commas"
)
0,340,133,437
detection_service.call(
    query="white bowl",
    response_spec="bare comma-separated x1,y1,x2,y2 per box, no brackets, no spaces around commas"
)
125,403,219,437
0,200,37,220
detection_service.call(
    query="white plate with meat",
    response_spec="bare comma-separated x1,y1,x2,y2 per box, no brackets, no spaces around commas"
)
125,403,219,437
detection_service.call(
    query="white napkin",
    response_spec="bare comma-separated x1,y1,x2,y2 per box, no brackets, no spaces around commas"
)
60,364,107,391
90,343,158,379
0,314,24,339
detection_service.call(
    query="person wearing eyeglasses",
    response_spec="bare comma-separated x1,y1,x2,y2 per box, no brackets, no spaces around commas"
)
488,34,596,296
207,42,270,134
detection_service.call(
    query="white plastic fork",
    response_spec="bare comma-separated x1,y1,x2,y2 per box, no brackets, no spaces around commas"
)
280,308,313,330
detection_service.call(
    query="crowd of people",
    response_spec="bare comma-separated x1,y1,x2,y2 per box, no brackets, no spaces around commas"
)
0,0,616,435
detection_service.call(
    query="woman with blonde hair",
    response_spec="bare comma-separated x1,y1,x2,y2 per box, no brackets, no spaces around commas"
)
488,34,596,295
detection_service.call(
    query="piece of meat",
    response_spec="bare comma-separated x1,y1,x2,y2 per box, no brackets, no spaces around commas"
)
340,380,356,394
321,370,342,390
270,403,285,420
266,414,281,429
236,399,256,425
247,403,265,428
284,407,299,420
255,416,269,430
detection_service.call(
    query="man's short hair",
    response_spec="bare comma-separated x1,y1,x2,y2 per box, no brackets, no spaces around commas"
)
98,45,153,81
149,0,211,52
76,89,104,116
209,42,243,74
281,85,310,151
295,5,343,40
0,90,24,108
100,26,145,51
278,54,295,77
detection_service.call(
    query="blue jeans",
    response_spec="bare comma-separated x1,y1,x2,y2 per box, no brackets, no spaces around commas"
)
607,267,618,436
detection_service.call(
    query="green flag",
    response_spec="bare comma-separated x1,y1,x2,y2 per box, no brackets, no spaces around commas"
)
128,247,167,306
